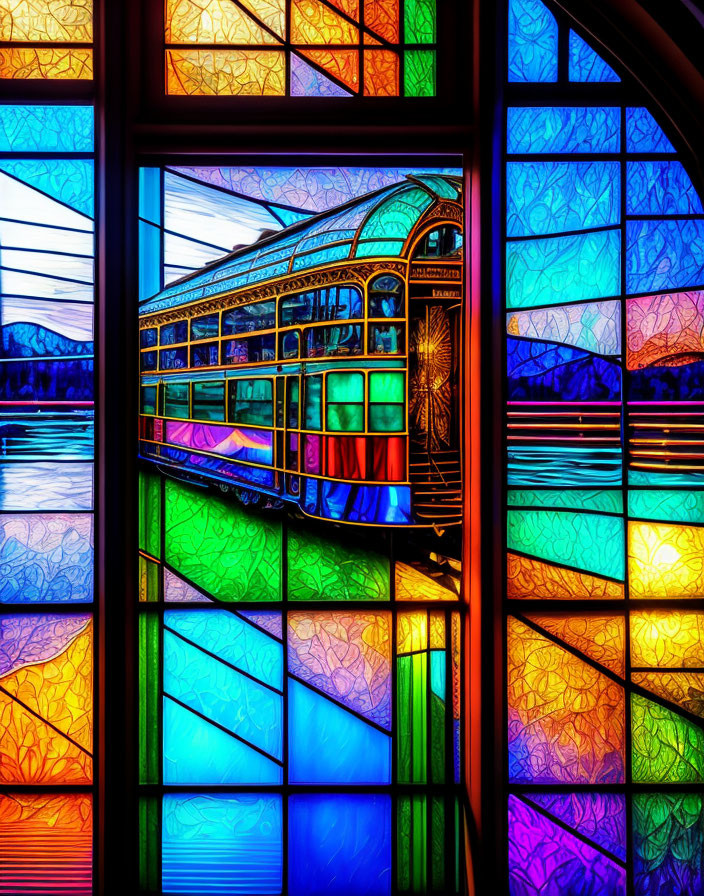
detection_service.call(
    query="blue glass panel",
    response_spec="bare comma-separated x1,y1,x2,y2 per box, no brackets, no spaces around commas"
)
288,680,391,784
0,461,93,511
163,793,282,895
0,160,94,217
626,107,676,153
568,31,620,82
626,161,704,215
303,480,412,525
163,697,283,785
507,336,621,400
506,230,621,309
139,168,162,301
430,650,445,699
0,105,94,153
507,107,621,154
163,631,283,760
288,794,391,896
508,0,558,83
164,610,283,690
507,161,620,237
290,54,352,97
626,220,704,294
628,359,704,401
526,792,627,860
630,469,704,487
507,446,623,488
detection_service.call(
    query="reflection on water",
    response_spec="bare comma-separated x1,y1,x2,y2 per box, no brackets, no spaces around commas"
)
0,461,93,511
0,411,93,459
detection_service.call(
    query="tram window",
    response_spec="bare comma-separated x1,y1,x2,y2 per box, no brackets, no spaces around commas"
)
160,320,188,345
413,224,463,259
368,371,405,432
192,381,225,422
304,375,322,430
369,324,404,354
223,333,276,365
306,324,362,358
280,331,299,359
326,372,364,432
164,383,190,419
368,275,405,318
140,328,157,348
288,379,299,428
229,378,273,427
281,285,363,325
190,314,219,341
141,386,157,415
191,342,219,368
140,351,157,372
159,347,188,370
222,301,276,335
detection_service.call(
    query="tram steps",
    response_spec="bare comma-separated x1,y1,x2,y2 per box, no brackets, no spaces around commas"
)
409,449,463,521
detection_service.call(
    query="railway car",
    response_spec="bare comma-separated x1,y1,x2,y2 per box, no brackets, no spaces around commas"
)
139,174,463,526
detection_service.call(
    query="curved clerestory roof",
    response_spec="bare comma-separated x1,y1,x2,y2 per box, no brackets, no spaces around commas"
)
139,173,462,316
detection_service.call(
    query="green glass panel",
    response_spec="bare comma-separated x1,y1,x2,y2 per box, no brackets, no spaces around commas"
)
164,383,189,419
327,404,364,432
404,50,436,97
141,386,157,415
370,371,405,403
165,479,281,601
305,375,322,430
398,653,427,783
628,489,704,525
287,525,390,600
327,372,364,403
369,404,404,432
506,508,625,579
404,0,436,43
507,488,623,514
139,795,159,892
139,613,159,785
431,797,446,891
360,188,432,241
398,794,428,893
139,471,162,559
632,693,704,783
139,555,159,602
430,650,445,784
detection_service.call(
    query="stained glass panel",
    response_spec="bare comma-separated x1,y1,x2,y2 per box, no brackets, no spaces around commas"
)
0,0,93,79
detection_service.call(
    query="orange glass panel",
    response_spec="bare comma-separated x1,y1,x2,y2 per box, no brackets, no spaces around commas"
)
397,611,428,654
507,552,624,600
631,610,704,667
363,49,399,96
525,614,626,677
628,521,704,598
507,616,625,783
165,0,278,44
633,671,704,718
0,46,92,78
291,0,358,43
327,0,359,17
166,49,285,95
0,0,92,42
626,291,704,370
238,0,286,38
365,0,400,42
300,48,359,90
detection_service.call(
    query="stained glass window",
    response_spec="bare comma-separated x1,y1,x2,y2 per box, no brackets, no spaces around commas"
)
0,103,95,889
505,2,704,894
163,0,437,96
0,0,93,79
137,165,466,892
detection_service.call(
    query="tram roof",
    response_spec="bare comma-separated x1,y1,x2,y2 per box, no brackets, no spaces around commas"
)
139,174,462,316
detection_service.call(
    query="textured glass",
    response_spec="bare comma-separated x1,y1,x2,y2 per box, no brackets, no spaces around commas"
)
632,694,704,783
506,161,620,237
626,107,676,153
0,0,92,41
507,106,621,154
508,0,557,83
633,793,704,896
404,49,435,96
506,230,620,309
627,161,703,215
166,49,286,95
139,613,159,784
0,47,93,79
626,290,704,372
0,105,93,151
507,301,621,355
628,521,704,598
525,612,625,675
527,792,627,859
507,553,625,600
627,219,704,295
568,30,619,82
631,610,704,668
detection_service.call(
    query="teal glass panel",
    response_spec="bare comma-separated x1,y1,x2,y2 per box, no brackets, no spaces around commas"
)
164,383,189,419
506,230,620,309
369,405,404,432
327,372,364,403
356,239,406,257
628,490,704,525
327,405,364,432
359,188,432,241
0,105,94,152
506,508,625,579
507,489,623,514
369,371,405,403
304,375,322,430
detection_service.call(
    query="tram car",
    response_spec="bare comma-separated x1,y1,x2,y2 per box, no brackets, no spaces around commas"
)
139,174,463,527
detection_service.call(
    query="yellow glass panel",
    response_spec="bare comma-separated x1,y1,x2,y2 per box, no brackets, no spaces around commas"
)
429,611,445,649
397,611,428,655
628,521,704,598
0,0,92,42
507,552,624,600
633,671,704,718
238,0,285,38
0,46,92,78
507,616,625,783
631,610,704,668
291,0,358,44
395,560,459,601
166,48,285,95
525,613,625,677
165,0,278,45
